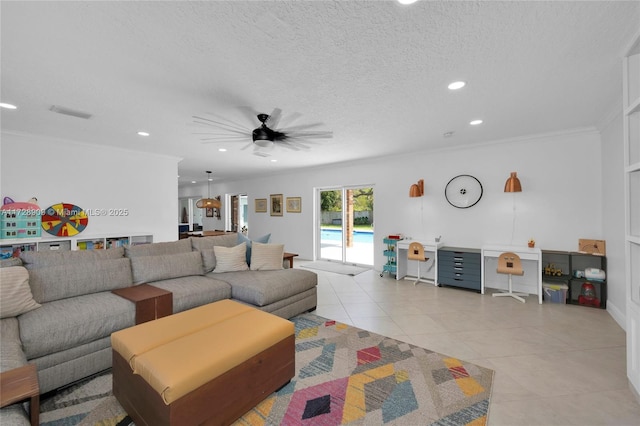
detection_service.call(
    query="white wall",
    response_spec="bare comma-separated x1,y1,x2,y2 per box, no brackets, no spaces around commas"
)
183,128,604,270
601,112,627,328
1,131,180,243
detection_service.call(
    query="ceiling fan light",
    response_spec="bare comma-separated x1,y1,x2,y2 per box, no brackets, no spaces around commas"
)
255,139,274,147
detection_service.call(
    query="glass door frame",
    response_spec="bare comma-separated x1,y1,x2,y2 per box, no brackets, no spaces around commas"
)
315,184,373,266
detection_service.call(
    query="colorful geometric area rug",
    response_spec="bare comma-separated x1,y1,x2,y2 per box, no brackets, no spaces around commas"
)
40,313,493,426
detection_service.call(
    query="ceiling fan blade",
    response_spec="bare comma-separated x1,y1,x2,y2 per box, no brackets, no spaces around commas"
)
240,142,254,151
265,108,282,129
192,115,251,135
276,111,302,129
284,130,333,139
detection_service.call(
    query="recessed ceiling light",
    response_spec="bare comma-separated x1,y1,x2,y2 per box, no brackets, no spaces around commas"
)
0,102,17,110
191,181,196,184
270,159,278,162
218,148,227,152
447,81,466,90
470,119,483,126
397,0,418,4
137,131,150,136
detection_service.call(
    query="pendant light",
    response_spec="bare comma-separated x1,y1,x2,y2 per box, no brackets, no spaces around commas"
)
409,179,424,197
196,171,221,209
504,172,522,192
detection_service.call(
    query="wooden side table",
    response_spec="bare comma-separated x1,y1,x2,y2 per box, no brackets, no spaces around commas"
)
0,363,39,426
283,252,299,268
112,284,173,324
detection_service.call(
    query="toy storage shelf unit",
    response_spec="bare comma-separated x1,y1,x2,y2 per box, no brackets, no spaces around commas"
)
381,237,401,278
0,233,154,256
541,250,607,309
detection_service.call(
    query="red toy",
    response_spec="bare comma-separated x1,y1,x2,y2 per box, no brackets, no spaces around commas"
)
578,282,600,307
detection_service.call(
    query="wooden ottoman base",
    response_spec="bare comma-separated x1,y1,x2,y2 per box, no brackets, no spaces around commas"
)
113,334,294,426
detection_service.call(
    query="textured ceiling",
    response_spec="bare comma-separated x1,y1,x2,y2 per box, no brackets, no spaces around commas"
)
1,1,639,186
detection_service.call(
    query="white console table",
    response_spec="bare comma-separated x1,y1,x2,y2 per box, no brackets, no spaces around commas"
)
481,245,543,304
396,240,444,286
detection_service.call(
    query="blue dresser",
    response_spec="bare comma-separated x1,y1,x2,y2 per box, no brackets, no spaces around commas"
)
437,247,481,292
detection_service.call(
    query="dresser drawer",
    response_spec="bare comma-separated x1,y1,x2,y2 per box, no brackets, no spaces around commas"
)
437,247,481,291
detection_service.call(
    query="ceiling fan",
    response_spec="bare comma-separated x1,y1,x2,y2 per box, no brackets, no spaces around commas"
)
192,108,333,151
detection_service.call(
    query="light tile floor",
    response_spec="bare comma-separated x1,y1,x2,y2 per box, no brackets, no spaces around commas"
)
301,261,640,426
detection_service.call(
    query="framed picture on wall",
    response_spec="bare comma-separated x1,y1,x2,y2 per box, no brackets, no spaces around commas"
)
255,198,267,213
270,194,283,216
286,197,301,213
206,207,214,217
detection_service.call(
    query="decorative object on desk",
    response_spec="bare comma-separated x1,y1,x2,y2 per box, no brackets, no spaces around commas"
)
286,196,301,213
528,238,535,248
409,179,424,197
270,194,283,216
205,207,214,217
492,251,527,303
41,203,88,237
196,171,222,209
578,238,606,256
444,174,483,208
407,241,430,285
504,171,522,192
255,198,267,213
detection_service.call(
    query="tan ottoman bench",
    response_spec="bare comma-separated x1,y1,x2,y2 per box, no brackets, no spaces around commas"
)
111,299,295,426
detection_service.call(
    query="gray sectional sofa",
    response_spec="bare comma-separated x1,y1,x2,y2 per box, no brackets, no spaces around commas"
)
0,233,317,424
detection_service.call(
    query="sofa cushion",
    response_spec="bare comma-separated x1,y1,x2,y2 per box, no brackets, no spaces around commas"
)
146,276,231,313
1,317,28,372
250,242,284,271
190,234,238,252
28,258,133,303
238,233,271,265
0,266,41,318
212,243,249,273
20,247,125,269
130,251,203,285
190,234,238,273
125,239,191,258
212,269,317,306
18,292,135,359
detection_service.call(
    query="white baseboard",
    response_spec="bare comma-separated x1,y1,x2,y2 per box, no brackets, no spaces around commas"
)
606,300,626,331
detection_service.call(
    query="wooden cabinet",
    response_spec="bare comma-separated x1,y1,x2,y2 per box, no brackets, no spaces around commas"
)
437,247,481,292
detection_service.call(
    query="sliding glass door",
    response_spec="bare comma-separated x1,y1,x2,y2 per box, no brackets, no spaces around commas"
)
317,186,373,266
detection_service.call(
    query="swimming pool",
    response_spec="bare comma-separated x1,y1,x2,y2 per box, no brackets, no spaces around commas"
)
321,228,374,244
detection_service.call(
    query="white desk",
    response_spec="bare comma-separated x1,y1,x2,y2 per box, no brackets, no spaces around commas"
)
396,240,444,285
481,245,542,304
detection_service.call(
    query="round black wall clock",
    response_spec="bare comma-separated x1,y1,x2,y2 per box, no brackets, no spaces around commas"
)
445,175,483,208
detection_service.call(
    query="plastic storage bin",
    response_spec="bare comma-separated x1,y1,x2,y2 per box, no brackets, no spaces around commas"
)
543,283,568,303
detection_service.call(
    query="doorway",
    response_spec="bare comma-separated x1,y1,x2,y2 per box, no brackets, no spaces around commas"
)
317,186,374,266
229,194,248,233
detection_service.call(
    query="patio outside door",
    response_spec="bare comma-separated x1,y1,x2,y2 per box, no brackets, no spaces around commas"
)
318,186,373,266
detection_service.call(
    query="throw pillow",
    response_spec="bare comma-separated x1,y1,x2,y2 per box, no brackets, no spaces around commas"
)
250,242,285,271
0,266,41,318
212,243,249,273
237,233,271,265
